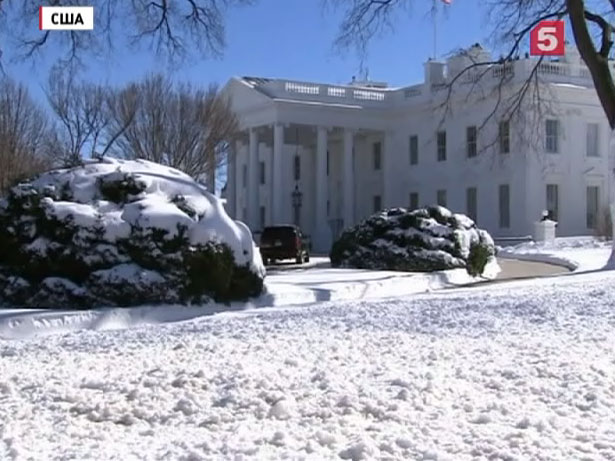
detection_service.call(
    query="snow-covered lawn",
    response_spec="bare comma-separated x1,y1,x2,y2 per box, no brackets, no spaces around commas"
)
1,268,615,460
499,236,611,272
0,258,500,340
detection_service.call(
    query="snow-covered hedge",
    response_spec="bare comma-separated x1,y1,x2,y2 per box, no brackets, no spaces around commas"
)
330,206,496,275
0,158,265,308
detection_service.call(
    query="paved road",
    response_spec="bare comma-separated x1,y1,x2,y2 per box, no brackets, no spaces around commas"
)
495,257,570,280
266,256,571,280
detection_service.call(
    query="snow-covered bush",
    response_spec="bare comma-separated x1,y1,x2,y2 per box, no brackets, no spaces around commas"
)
330,206,496,275
0,158,265,308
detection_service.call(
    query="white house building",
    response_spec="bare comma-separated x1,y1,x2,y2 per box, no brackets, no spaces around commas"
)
222,44,614,252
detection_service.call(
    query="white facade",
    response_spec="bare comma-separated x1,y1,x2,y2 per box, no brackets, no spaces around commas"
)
223,44,614,252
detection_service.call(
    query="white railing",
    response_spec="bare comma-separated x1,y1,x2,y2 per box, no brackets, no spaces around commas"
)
327,87,346,97
352,89,386,101
537,62,569,76
284,82,320,95
492,64,514,79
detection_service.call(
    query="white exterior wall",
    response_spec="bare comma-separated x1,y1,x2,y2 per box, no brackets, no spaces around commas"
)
223,55,614,252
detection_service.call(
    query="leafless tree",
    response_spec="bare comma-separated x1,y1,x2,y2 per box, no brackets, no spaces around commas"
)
0,78,52,194
111,74,239,188
46,65,137,166
0,0,254,65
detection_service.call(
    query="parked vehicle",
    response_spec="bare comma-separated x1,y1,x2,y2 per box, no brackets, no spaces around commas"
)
259,225,310,265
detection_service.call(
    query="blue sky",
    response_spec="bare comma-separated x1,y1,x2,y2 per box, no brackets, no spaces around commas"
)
7,0,488,101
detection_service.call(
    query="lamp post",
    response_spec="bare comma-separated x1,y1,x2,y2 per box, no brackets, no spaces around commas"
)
292,184,303,226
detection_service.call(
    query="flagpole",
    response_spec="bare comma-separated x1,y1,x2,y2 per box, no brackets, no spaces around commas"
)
432,0,437,59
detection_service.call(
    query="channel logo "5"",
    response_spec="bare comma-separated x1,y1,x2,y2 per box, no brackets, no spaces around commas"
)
530,20,565,56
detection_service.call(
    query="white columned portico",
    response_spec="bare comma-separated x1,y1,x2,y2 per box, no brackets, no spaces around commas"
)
272,123,284,224
227,142,237,218
314,126,331,252
248,128,259,229
343,128,355,228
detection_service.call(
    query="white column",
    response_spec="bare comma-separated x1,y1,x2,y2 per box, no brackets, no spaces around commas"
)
314,126,331,252
343,128,355,228
248,128,259,229
272,123,284,224
226,142,237,218
234,139,242,219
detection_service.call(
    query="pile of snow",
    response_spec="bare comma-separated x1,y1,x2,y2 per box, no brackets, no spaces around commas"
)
499,236,611,272
330,206,497,276
0,158,264,308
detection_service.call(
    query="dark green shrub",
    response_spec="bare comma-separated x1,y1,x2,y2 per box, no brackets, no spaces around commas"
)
466,242,493,277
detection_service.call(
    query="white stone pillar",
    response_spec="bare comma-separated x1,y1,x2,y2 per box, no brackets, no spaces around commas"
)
234,139,242,219
226,142,237,218
343,128,355,229
314,126,331,252
248,128,259,229
272,123,284,225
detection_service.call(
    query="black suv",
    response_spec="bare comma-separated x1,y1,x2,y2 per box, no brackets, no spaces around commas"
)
259,225,310,265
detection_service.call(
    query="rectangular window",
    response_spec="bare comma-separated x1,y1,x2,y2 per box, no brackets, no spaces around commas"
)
467,126,477,158
294,155,301,181
499,184,510,228
327,199,330,216
409,192,419,210
373,195,382,213
327,150,330,176
437,131,447,162
546,184,559,221
409,135,418,165
546,119,559,153
242,207,247,220
499,121,510,154
259,161,265,185
242,164,247,188
587,186,600,229
587,123,599,157
437,189,447,207
466,187,478,222
373,142,382,170
259,206,266,229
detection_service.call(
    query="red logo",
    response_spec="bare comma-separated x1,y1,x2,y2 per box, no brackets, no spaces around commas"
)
530,21,565,56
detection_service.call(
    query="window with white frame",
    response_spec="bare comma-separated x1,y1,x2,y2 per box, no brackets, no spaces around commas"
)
499,184,510,228
373,195,382,213
499,120,510,154
242,164,247,188
586,123,600,157
437,131,447,162
587,186,600,229
409,135,418,165
373,142,382,170
259,161,265,185
545,119,559,153
259,206,266,229
409,192,419,210
437,189,447,207
294,155,301,180
546,184,559,221
467,126,477,158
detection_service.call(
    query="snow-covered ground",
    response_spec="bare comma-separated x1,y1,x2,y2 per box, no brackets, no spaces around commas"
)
498,236,611,272
2,265,615,460
1,237,614,460
0,258,500,341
